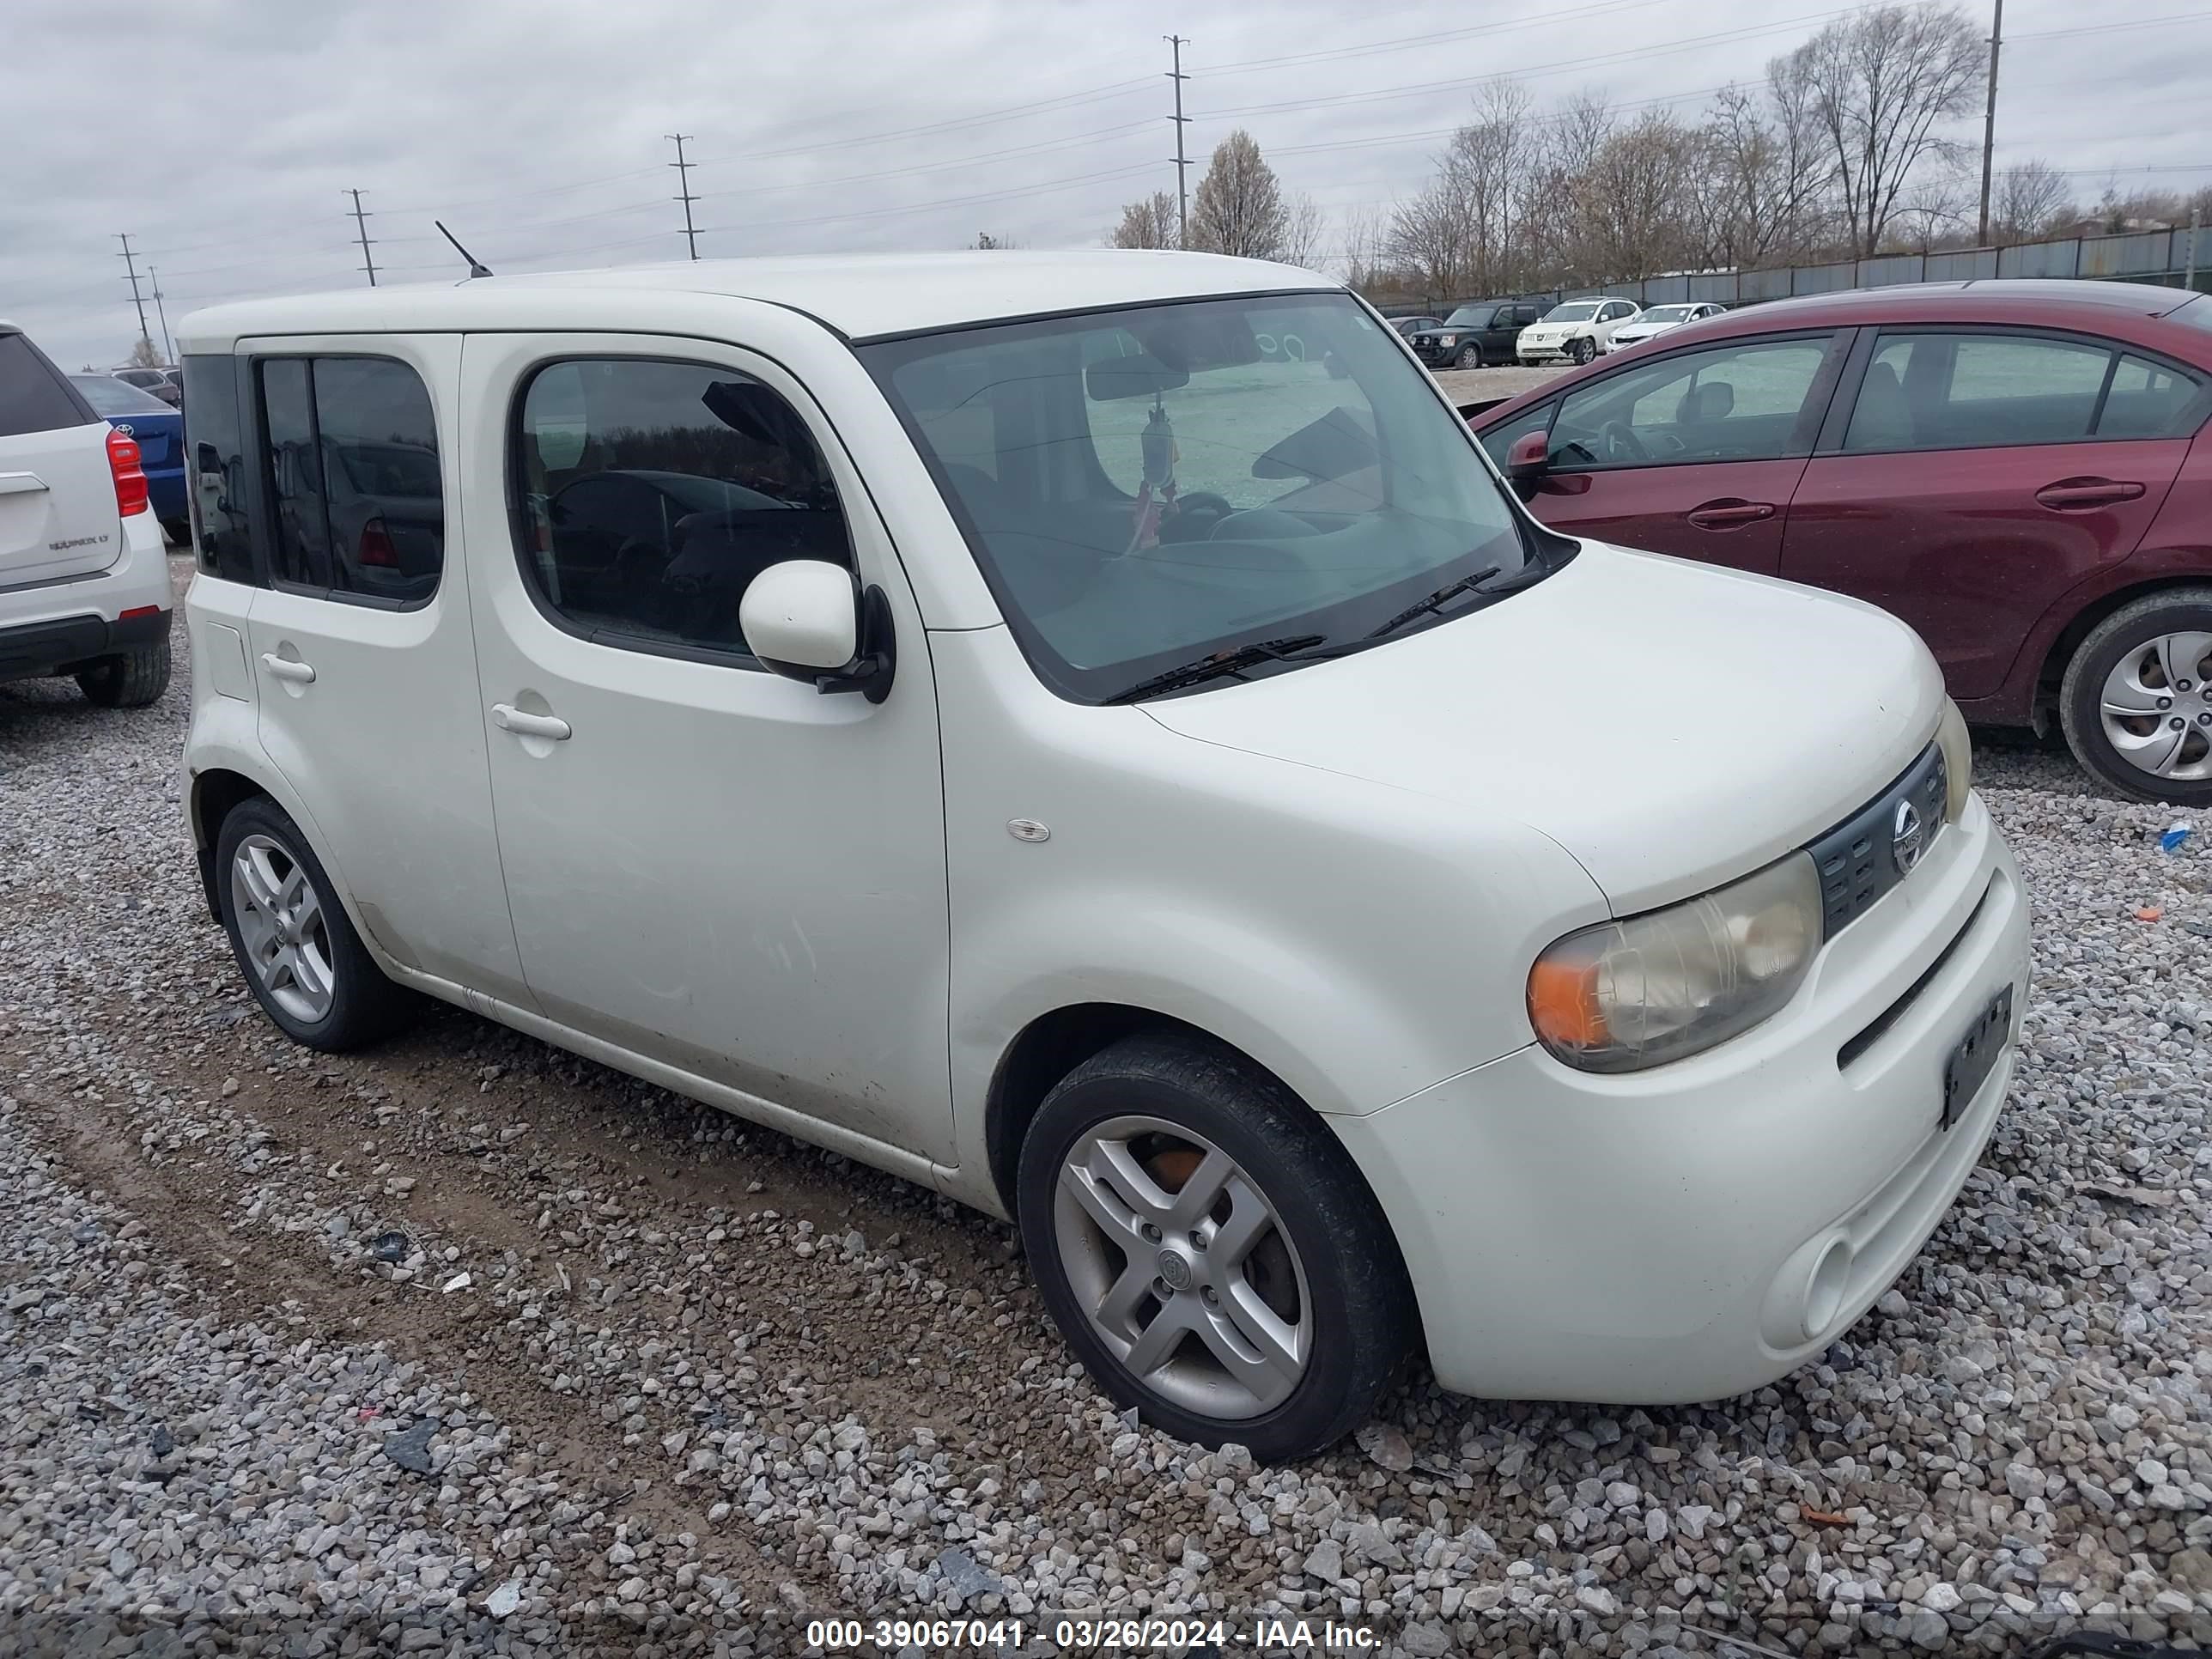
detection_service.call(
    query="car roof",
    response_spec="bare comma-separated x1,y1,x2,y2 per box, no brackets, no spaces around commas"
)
178,251,1339,351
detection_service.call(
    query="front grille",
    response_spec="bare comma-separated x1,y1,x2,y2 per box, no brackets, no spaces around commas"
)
1806,741,1948,939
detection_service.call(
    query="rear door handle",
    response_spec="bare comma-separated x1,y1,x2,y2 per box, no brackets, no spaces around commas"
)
2036,478,2145,509
259,653,316,684
0,471,49,497
1685,499,1777,529
491,703,572,741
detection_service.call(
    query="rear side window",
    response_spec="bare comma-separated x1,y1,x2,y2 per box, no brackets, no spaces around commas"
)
1844,332,2114,453
0,331,95,438
254,356,444,605
510,358,854,663
181,353,254,581
2097,353,2204,439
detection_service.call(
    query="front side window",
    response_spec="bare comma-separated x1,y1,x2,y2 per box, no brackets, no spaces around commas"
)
1549,337,1833,468
181,353,252,581
1844,331,2114,453
512,359,854,661
864,292,1543,703
255,356,444,604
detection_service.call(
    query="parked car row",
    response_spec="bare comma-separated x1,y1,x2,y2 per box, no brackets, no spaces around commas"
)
112,363,183,406
1469,278,2212,804
1394,295,1730,369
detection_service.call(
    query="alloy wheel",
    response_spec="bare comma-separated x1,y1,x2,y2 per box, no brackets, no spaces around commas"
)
1053,1115,1310,1420
2099,630,2212,782
229,832,336,1023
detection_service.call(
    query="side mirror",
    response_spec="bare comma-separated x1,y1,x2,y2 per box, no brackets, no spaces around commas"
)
1505,429,1551,502
739,559,896,703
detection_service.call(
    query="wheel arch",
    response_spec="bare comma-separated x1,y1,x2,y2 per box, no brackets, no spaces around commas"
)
2035,573,2212,723
187,766,273,922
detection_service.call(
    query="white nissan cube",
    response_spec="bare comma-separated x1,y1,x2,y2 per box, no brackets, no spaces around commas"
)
179,252,2028,1460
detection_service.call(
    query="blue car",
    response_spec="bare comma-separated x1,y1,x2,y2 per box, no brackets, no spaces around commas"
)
71,374,188,544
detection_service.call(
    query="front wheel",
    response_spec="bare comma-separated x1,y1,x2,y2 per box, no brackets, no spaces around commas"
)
1018,1035,1416,1460
1455,344,1482,370
1568,337,1595,364
2059,587,2212,804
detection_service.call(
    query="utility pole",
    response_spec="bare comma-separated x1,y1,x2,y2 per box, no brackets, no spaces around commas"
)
1975,0,2004,245
346,188,379,286
116,234,153,358
2187,204,2201,294
1164,35,1191,249
147,266,173,364
667,134,701,260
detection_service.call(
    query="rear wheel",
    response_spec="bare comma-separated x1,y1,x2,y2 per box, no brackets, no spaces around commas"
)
1017,1034,1415,1460
215,798,416,1050
2059,586,2212,805
76,639,170,708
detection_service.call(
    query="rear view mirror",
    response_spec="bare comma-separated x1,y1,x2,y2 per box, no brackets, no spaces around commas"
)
1085,352,1188,403
740,559,896,703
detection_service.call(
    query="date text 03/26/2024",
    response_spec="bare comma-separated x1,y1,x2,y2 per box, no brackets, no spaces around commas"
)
805,1616,1386,1651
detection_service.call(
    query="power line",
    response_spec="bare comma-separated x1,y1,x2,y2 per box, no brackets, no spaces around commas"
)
346,188,379,286
1166,35,1191,249
668,134,701,260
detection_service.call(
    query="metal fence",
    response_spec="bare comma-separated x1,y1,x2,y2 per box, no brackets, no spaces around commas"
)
1382,223,2207,318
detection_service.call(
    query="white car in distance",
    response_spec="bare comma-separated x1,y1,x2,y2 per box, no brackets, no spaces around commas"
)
1515,297,1641,364
1601,301,1729,354
178,252,2027,1460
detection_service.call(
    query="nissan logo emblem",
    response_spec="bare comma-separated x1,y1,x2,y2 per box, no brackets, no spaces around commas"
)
1891,799,1927,876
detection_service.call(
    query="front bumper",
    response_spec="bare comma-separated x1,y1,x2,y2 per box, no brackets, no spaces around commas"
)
1516,339,1572,362
1333,792,2030,1403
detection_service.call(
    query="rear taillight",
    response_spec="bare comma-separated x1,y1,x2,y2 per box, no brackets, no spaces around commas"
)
357,517,398,567
107,428,149,517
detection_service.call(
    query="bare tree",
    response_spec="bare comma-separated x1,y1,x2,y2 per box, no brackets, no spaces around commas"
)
1339,203,1390,288
1387,79,1540,298
1698,63,1832,269
1565,111,1708,283
1189,130,1289,260
1789,3,1986,258
969,232,1019,250
1990,159,2075,244
1280,192,1327,269
1109,191,1179,250
127,336,164,369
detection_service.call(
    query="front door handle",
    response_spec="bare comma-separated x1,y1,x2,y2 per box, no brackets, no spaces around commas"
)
2036,477,2145,510
491,703,572,741
1686,499,1777,529
259,653,316,684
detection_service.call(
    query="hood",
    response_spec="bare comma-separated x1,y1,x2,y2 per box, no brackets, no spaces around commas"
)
1141,542,1944,915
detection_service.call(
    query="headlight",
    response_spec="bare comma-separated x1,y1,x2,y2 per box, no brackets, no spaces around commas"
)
1528,853,1822,1072
1437,334,1458,346
1936,697,1972,822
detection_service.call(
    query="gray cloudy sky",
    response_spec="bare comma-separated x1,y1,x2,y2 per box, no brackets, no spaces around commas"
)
3,0,2203,369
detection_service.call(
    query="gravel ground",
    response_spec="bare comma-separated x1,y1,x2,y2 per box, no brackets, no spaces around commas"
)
1431,362,1567,408
1,556,2207,1657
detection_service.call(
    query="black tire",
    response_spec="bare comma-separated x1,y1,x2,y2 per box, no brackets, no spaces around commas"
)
160,518,191,547
1569,337,1595,364
1455,344,1482,370
1017,1034,1416,1461
2059,586,2212,805
214,798,416,1051
75,638,171,708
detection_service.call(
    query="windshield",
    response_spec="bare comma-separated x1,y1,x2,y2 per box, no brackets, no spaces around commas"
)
1637,305,1698,324
1443,306,1497,328
863,292,1540,702
71,374,172,416
1543,302,1601,323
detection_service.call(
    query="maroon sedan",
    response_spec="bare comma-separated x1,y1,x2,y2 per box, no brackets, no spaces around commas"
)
1472,280,2212,804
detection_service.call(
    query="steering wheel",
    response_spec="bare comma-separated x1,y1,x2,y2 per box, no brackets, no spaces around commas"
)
1155,490,1236,543
1599,421,1650,463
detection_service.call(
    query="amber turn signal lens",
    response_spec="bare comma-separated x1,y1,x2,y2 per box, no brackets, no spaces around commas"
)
1528,957,1606,1050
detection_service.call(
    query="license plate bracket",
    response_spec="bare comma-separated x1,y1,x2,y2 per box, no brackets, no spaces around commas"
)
1942,983,2014,1130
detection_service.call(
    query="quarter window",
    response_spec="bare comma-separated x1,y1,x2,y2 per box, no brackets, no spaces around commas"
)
511,359,854,662
1549,337,1832,467
180,353,253,581
254,356,444,604
2097,353,2203,439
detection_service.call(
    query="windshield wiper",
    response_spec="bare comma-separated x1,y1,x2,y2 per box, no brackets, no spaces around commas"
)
1363,564,1504,641
1101,634,1328,705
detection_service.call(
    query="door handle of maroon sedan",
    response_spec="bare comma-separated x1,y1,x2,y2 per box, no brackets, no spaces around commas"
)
1685,499,1777,529
2035,477,2145,509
